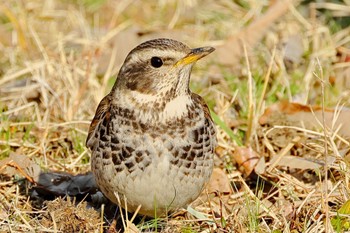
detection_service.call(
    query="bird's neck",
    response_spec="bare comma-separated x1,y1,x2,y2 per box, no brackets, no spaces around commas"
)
114,90,195,124
158,94,194,120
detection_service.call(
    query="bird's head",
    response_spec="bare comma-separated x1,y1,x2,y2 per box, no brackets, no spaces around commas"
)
113,38,214,105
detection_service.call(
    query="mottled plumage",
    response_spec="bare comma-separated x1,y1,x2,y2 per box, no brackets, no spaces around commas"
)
86,38,216,217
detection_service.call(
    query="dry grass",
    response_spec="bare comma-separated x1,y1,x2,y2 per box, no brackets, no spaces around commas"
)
1,0,350,232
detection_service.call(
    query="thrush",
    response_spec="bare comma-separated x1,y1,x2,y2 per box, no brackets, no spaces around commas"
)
86,38,217,217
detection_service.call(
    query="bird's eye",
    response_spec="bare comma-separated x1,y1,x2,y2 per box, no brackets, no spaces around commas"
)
150,57,163,68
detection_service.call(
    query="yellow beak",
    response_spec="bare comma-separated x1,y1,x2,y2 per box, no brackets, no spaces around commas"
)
175,46,215,67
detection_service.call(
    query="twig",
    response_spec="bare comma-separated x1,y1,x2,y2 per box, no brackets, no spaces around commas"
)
257,46,276,115
242,41,254,146
315,57,330,232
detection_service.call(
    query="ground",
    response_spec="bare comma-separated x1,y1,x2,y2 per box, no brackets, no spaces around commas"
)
0,0,350,232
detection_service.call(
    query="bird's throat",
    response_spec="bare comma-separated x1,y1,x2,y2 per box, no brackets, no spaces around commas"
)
123,95,193,124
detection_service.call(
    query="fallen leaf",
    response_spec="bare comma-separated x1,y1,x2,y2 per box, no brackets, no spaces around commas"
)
0,153,41,183
254,156,266,175
232,147,260,176
259,101,350,138
206,168,232,195
186,206,213,221
270,155,330,170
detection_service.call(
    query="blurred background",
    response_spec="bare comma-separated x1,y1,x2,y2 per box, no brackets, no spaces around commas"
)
0,0,350,232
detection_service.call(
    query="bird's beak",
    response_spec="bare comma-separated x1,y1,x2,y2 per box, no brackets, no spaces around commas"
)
174,46,215,67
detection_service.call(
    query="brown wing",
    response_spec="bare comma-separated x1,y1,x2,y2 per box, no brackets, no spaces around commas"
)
191,92,217,148
86,95,112,148
191,93,213,122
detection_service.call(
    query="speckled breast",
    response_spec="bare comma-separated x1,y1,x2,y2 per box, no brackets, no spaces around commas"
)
89,101,216,216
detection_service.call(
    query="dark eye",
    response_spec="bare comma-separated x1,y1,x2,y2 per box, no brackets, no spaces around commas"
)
150,57,163,68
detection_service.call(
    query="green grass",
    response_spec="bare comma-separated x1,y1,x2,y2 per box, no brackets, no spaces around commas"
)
70,129,87,156
211,110,243,146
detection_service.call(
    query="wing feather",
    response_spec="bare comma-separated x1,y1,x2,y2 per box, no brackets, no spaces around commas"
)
86,95,112,148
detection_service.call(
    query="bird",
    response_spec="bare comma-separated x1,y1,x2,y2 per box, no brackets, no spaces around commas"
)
86,38,217,217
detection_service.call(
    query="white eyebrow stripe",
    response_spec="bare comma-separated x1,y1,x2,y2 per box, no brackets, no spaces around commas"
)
126,49,186,65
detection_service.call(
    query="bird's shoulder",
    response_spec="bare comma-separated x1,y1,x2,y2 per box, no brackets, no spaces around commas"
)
86,94,112,148
190,92,216,143
190,92,213,122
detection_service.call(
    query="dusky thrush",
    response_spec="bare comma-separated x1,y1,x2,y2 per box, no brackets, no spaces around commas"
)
86,38,217,217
